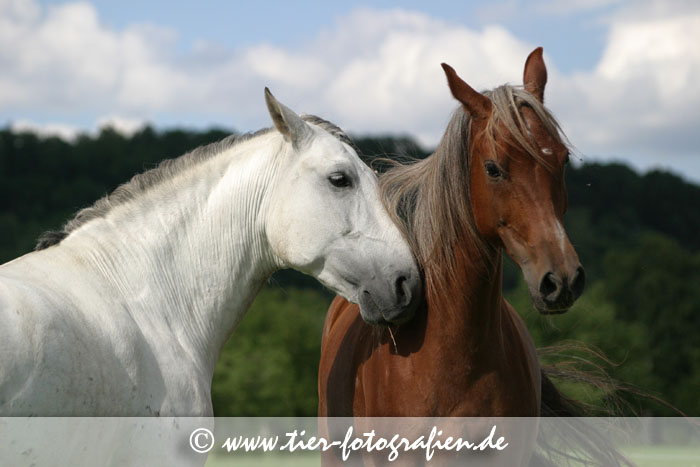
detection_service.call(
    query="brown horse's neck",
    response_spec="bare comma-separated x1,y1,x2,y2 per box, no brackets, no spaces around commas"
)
382,109,509,359
422,241,505,355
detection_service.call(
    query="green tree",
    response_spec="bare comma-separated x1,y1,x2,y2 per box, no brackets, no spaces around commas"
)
603,232,700,414
509,280,655,413
211,286,332,416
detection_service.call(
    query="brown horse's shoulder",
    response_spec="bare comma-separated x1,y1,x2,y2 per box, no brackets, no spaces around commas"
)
319,296,368,417
322,295,355,340
501,299,526,332
501,299,541,409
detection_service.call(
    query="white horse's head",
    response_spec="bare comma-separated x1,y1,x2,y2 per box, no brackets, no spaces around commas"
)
263,89,421,325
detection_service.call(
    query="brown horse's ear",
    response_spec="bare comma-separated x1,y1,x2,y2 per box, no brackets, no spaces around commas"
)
441,63,492,119
523,47,547,102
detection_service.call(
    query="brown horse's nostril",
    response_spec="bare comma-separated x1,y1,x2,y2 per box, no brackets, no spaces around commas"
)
538,267,584,311
571,266,586,299
539,272,562,301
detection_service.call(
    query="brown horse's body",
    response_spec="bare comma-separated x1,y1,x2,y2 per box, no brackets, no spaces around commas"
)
319,48,585,465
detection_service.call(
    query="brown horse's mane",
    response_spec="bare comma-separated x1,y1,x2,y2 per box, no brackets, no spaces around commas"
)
379,84,569,302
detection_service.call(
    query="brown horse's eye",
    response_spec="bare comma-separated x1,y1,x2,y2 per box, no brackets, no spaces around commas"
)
484,161,503,179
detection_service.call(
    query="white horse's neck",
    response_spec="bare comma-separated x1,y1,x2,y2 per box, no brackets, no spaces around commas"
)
59,133,284,379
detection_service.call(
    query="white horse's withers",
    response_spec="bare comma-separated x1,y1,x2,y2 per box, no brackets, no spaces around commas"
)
0,90,421,416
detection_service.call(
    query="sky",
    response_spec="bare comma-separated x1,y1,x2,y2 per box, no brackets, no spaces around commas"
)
2,0,700,182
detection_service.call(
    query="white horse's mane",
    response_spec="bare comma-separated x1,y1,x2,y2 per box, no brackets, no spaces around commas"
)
35,115,358,251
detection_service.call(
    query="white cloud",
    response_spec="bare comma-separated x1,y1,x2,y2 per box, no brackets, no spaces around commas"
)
1,0,699,180
546,1,700,176
244,45,329,88
0,2,536,145
96,115,147,136
10,119,82,141
534,0,623,15
10,115,147,141
253,8,535,145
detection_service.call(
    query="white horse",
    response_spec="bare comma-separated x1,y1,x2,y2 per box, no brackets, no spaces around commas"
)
0,89,421,416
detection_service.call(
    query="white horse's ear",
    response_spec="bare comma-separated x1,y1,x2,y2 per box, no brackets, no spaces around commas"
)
264,88,312,147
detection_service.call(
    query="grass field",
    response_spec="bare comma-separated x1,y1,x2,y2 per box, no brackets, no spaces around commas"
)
623,445,700,467
205,452,320,466
204,445,700,466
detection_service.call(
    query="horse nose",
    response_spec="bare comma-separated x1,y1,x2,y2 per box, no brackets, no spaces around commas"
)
381,272,421,324
394,275,411,307
539,271,562,303
571,266,586,300
538,265,585,310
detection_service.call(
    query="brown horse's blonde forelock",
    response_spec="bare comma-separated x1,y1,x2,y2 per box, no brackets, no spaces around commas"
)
485,85,570,175
379,84,569,307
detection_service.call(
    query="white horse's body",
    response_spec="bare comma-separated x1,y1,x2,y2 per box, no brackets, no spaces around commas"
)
0,91,420,416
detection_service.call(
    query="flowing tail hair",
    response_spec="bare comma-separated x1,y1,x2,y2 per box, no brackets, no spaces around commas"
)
529,342,681,467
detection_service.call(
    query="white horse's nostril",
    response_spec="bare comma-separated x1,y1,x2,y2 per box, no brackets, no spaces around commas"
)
394,275,413,307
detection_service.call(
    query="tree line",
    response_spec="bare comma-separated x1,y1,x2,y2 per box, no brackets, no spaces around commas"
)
1,126,698,416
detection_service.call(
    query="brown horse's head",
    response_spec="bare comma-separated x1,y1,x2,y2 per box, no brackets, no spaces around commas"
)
441,48,584,314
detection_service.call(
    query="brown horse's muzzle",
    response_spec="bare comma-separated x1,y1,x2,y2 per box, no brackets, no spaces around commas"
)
535,265,586,313
498,221,585,314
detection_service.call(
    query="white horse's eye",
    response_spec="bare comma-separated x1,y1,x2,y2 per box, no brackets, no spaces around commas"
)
329,172,352,188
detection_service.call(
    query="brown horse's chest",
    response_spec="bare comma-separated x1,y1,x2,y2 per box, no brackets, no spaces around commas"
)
353,341,538,417
319,298,540,417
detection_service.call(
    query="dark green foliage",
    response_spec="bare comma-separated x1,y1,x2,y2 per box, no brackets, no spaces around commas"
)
353,134,430,170
510,231,700,415
0,126,231,262
564,162,700,280
1,128,698,415
508,280,655,414
603,233,700,414
211,287,331,416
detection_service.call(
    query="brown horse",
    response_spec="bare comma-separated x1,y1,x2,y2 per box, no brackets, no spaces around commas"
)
319,47,584,435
